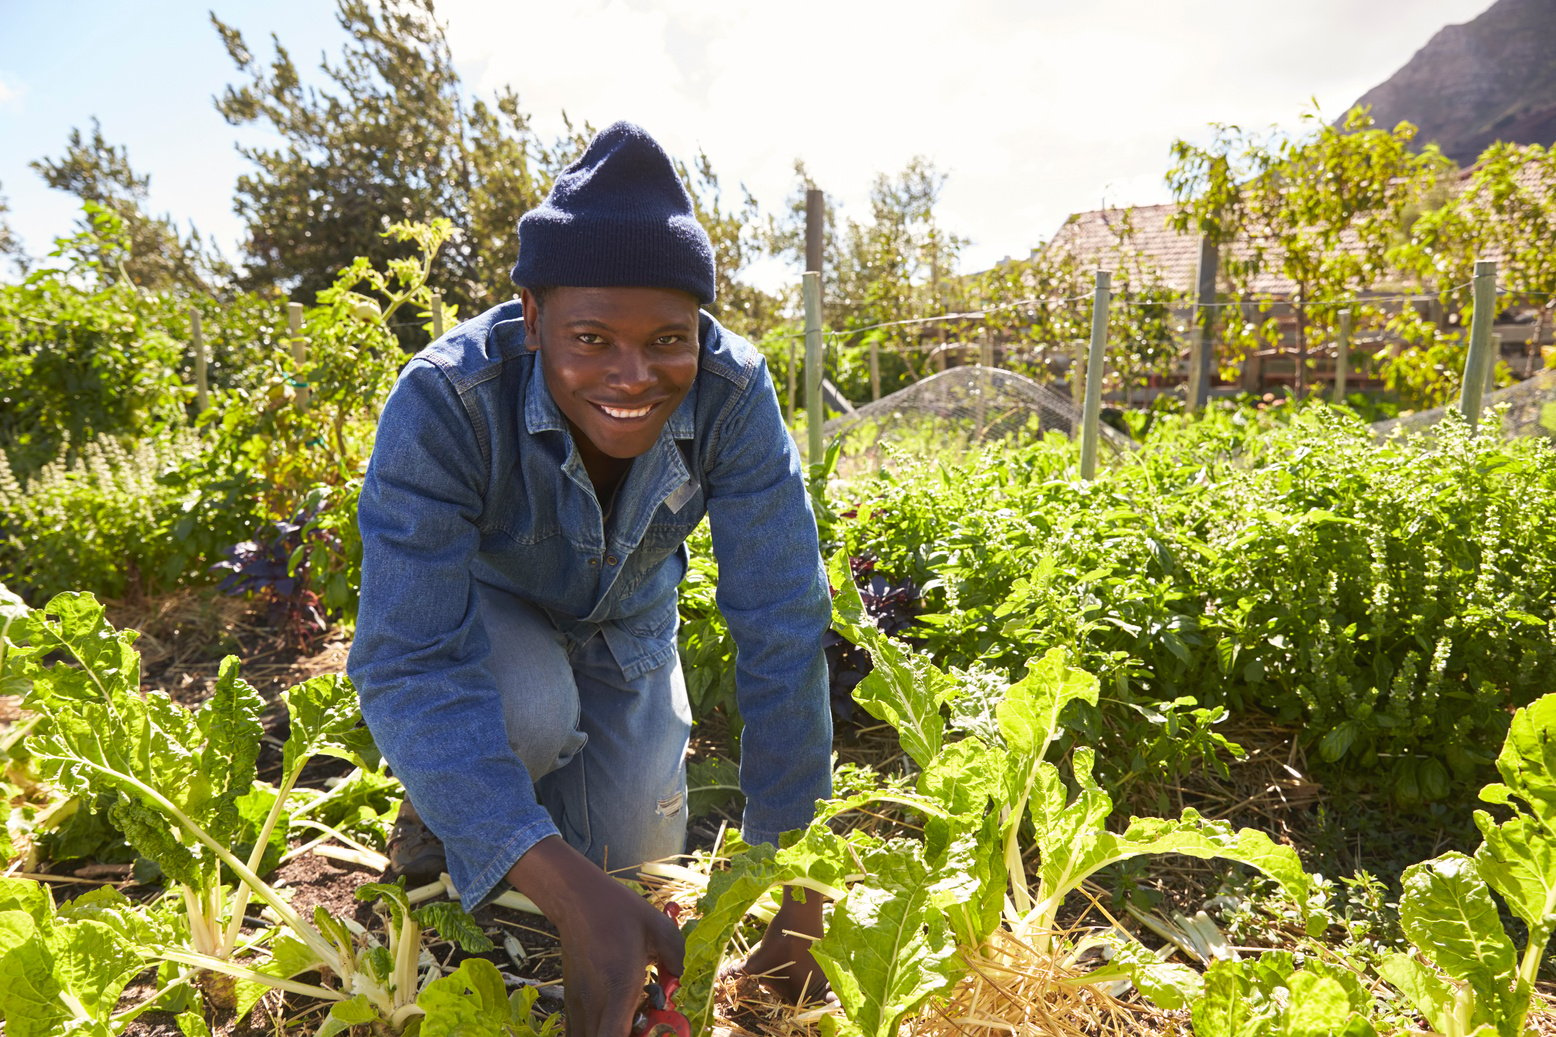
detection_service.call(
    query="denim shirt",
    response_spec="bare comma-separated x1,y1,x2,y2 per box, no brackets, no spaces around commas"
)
347,300,833,906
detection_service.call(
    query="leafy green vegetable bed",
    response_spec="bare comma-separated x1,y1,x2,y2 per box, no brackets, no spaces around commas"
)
5,400,1556,1035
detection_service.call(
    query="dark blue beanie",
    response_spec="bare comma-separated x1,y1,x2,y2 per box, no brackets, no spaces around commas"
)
511,121,716,304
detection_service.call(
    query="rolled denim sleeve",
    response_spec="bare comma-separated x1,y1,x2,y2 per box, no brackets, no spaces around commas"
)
704,359,834,846
348,359,559,907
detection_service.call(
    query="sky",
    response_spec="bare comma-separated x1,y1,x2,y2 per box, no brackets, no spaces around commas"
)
0,0,1498,289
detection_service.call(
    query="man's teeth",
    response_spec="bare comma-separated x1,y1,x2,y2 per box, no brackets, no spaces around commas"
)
600,403,652,419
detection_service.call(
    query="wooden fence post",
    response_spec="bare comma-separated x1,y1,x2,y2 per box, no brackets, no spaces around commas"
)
786,340,798,423
1187,236,1218,411
976,327,995,439
1080,270,1112,480
1334,309,1351,402
431,290,445,340
1482,331,1501,402
1459,259,1497,428
189,308,208,414
288,302,309,412
1072,341,1086,408
869,340,881,402
804,271,824,466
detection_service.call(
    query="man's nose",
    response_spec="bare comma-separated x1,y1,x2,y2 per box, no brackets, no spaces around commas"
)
611,347,654,392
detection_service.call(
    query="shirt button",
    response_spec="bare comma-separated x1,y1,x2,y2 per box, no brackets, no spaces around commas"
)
606,555,619,566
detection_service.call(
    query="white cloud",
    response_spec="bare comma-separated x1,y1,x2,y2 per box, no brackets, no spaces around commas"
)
0,72,25,109
439,0,1495,277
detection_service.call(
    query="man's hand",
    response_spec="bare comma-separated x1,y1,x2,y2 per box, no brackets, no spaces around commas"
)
738,885,828,1004
507,837,684,1037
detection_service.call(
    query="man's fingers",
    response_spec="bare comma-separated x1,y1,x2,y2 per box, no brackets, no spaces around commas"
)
601,973,652,1037
649,908,686,977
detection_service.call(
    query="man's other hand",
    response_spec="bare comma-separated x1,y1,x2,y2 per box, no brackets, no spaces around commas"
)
507,837,684,1037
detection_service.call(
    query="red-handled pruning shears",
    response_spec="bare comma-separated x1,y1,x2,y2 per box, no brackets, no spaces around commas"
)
631,903,689,1037
631,974,690,1037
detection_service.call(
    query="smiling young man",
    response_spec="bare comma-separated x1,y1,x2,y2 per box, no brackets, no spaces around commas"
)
347,123,834,1033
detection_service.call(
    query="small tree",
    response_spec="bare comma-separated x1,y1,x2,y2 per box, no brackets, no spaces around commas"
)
31,119,226,293
770,157,967,400
1394,142,1556,400
0,182,25,278
1169,107,1452,395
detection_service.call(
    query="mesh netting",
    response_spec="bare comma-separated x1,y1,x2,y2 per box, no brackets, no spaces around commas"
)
1372,368,1556,441
821,366,1134,464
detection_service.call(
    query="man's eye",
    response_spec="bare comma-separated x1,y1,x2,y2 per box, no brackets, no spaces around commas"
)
577,333,606,345
655,335,687,346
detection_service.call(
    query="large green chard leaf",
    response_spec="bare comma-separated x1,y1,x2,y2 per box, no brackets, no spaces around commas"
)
1397,852,1513,1028
1378,952,1463,1036
925,811,1005,950
0,909,62,1037
280,672,380,783
0,879,152,1037
1472,811,1556,946
192,656,264,846
680,841,781,1036
996,648,1098,762
45,917,146,1022
810,839,960,1037
1480,693,1556,825
10,592,141,711
917,736,1013,815
827,550,959,768
1030,804,1315,934
0,880,61,1037
19,595,271,897
1473,692,1556,953
417,957,533,1036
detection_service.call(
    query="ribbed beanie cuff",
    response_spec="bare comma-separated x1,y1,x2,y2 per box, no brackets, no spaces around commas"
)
511,121,716,304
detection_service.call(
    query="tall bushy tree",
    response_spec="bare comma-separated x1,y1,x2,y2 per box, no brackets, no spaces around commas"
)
213,0,771,334
213,0,501,311
30,120,223,293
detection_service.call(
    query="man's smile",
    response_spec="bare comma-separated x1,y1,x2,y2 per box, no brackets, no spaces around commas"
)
595,401,657,420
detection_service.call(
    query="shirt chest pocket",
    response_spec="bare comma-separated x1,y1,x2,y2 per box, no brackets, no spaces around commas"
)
638,482,705,551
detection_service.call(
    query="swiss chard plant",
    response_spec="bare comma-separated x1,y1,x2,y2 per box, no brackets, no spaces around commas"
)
676,552,1318,1037
1377,692,1556,1037
1,591,508,1033
1191,951,1378,1037
0,877,182,1037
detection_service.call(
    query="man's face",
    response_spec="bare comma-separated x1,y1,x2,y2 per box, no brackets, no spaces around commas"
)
524,286,700,468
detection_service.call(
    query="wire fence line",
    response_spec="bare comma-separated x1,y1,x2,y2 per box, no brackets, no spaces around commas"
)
799,279,1539,341
760,277,1556,350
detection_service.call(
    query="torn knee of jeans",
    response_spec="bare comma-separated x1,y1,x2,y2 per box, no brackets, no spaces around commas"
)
656,791,684,817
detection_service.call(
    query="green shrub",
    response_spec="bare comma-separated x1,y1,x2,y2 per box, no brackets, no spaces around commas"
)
834,401,1556,800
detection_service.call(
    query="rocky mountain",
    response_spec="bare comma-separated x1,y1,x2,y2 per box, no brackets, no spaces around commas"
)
1350,0,1556,165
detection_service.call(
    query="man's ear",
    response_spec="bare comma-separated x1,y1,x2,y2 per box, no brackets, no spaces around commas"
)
520,288,540,351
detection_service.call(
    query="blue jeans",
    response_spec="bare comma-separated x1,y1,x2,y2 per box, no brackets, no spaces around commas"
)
475,580,691,876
